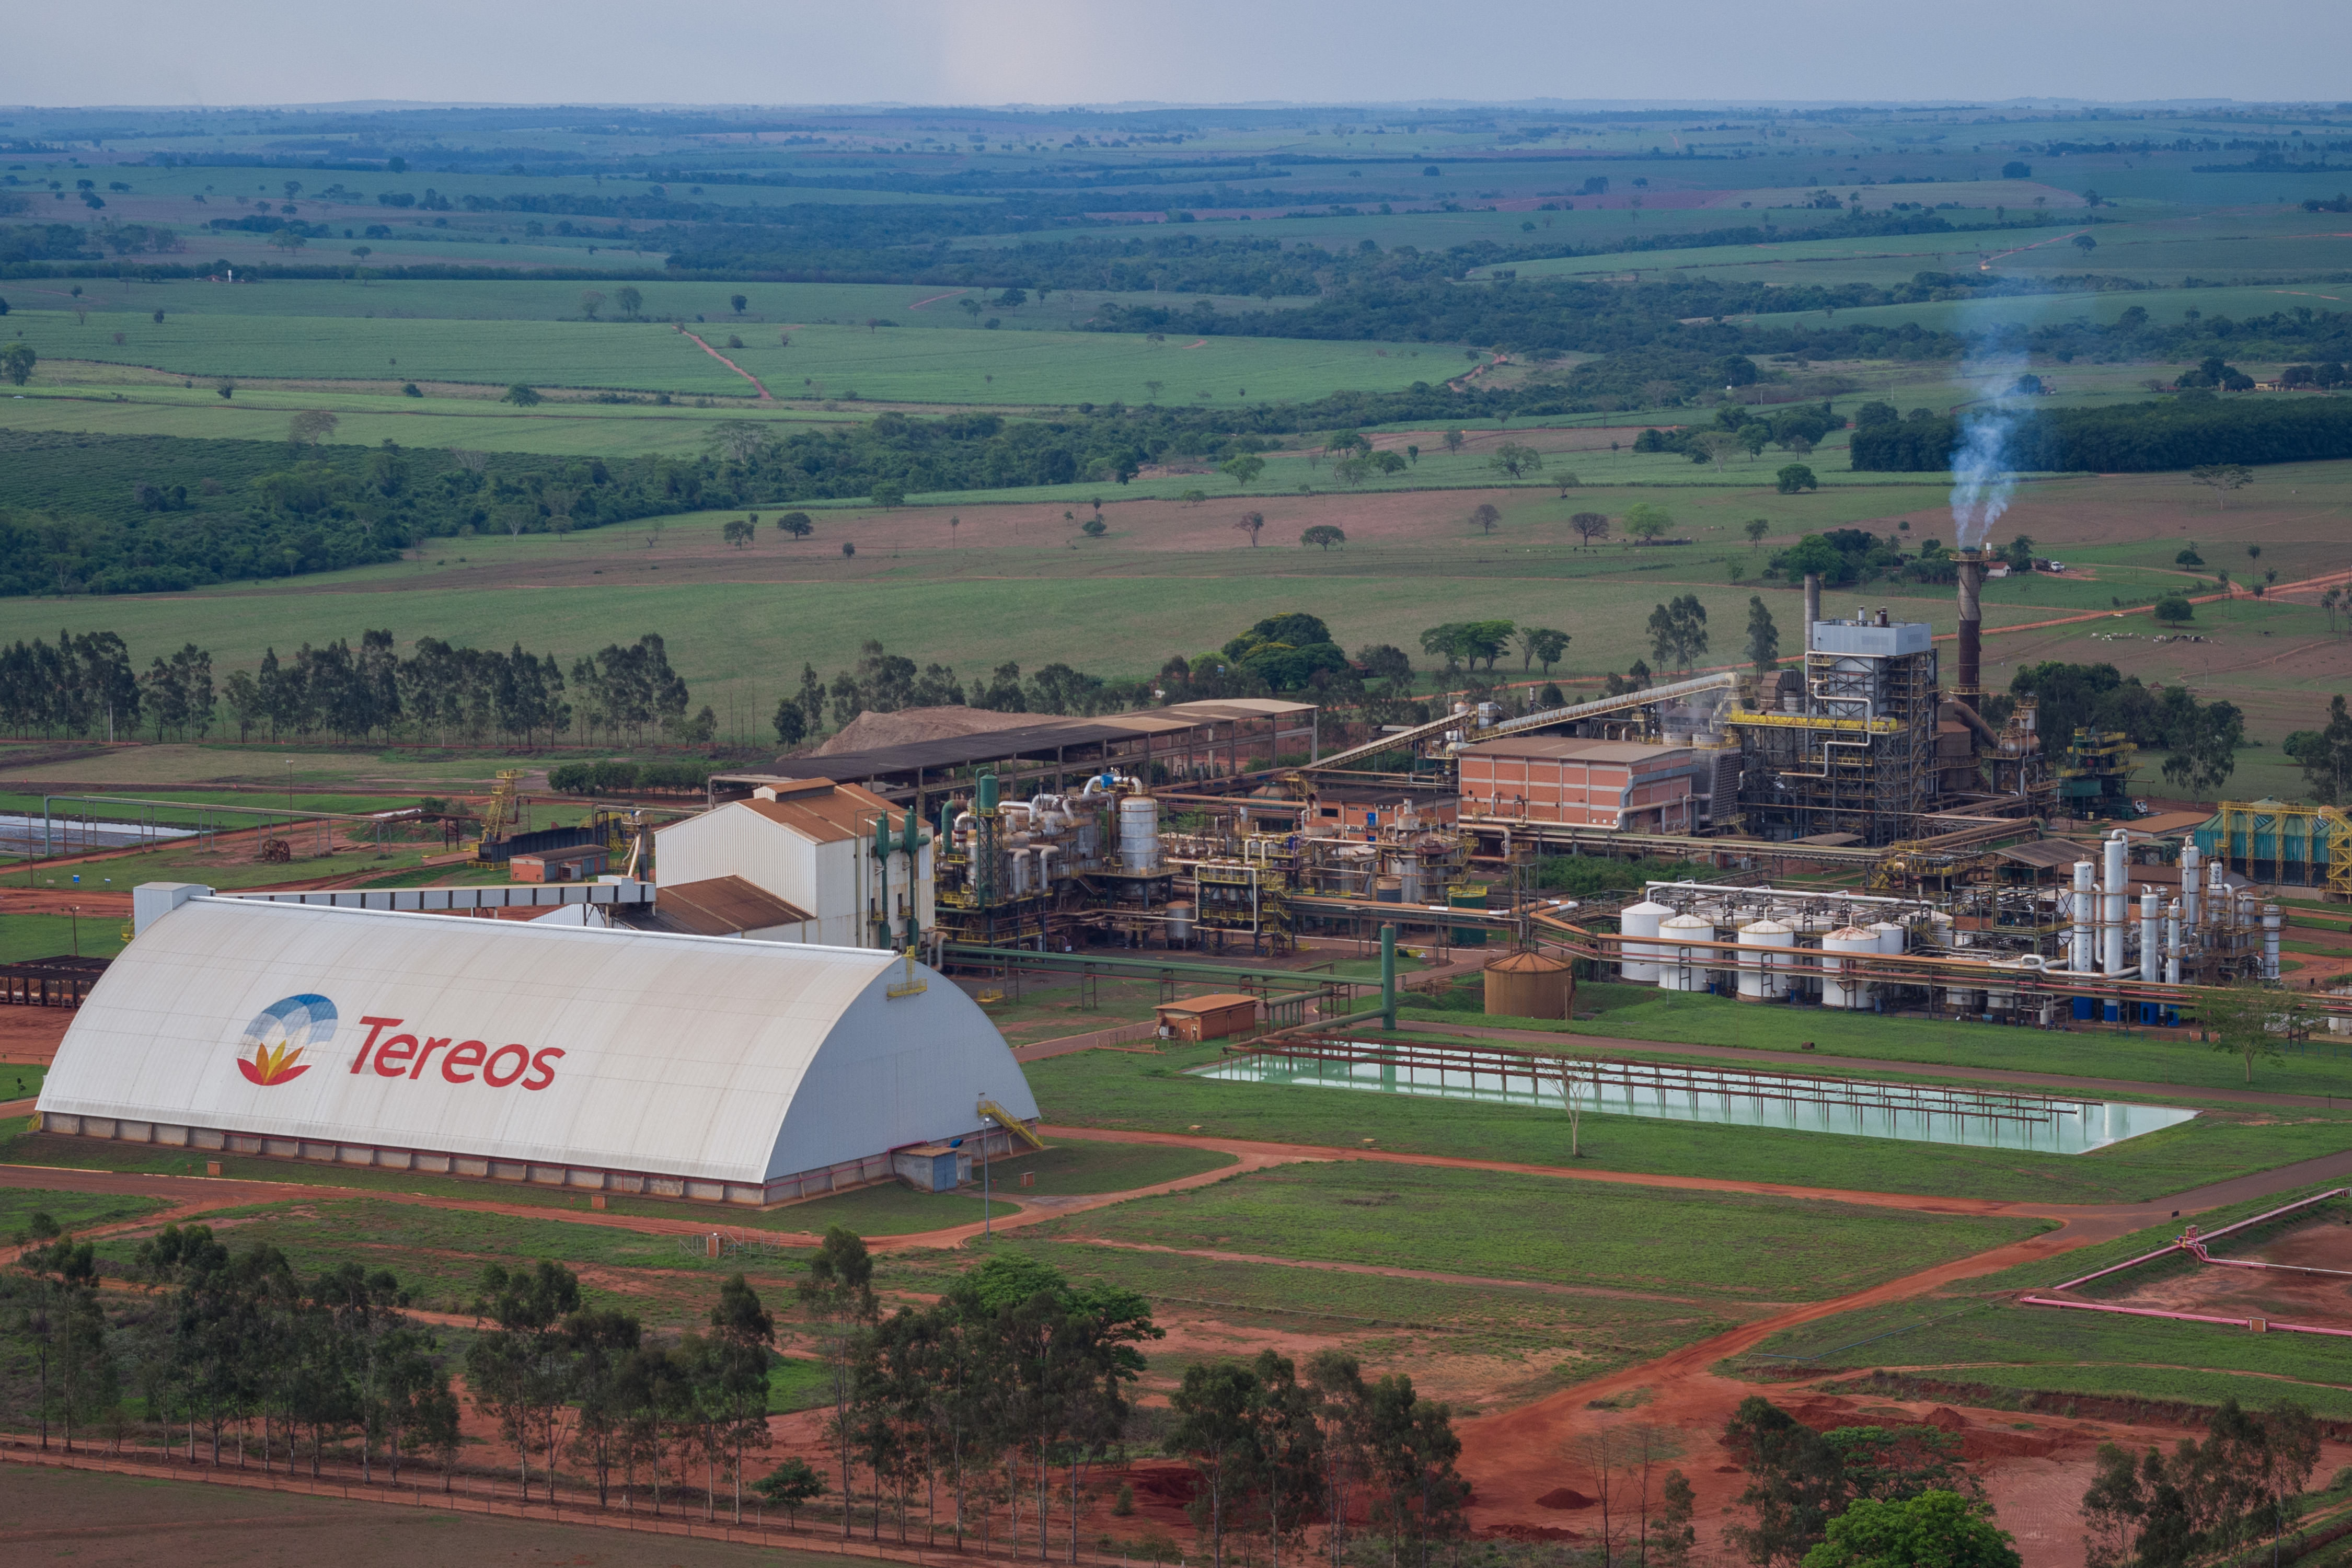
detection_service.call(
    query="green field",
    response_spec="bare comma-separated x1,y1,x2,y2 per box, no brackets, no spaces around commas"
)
1033,1160,2050,1299
6,310,1441,406
881,1235,1747,1399
1732,1191,2352,1419
1027,1039,2352,1205
0,1184,164,1239
0,910,127,961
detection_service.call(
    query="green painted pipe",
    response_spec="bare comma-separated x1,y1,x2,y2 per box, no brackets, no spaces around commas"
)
1380,924,1397,1031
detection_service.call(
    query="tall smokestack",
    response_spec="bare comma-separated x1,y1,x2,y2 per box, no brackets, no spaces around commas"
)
1803,573,1821,654
1955,548,1985,702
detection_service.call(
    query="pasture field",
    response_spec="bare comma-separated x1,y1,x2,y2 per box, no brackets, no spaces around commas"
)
1023,1040,2352,1205
0,453,2340,759
4,311,1442,405
1030,1160,2051,1298
8,276,1310,331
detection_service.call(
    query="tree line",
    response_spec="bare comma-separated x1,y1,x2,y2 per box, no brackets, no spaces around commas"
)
1850,395,2352,475
0,627,709,748
4,1213,788,1521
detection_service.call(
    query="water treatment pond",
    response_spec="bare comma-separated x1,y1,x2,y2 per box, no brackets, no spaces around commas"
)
1192,1053,2197,1155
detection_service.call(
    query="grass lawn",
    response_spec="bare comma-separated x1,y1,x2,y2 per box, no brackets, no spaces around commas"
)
1514,986,2352,1101
881,1235,1747,1402
767,1355,833,1414
1025,1044,2352,1205
0,1066,47,1100
0,911,127,961
1032,1161,2051,1301
0,1185,166,1239
1732,1191,2352,1419
84,1197,809,1319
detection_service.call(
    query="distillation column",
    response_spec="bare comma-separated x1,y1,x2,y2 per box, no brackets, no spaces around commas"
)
2102,830,2128,978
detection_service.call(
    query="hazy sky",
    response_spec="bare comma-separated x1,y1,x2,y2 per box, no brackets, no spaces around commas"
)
8,1,2349,110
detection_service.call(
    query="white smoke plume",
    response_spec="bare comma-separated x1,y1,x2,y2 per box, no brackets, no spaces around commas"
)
1947,344,2032,550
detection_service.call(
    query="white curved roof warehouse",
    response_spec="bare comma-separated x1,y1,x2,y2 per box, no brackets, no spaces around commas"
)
37,894,1040,1205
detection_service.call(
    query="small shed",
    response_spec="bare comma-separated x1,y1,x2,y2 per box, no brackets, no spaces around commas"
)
510,846,610,883
1155,993,1262,1043
892,1141,973,1194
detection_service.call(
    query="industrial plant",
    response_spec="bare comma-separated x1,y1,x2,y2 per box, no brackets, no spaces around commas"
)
29,554,2346,1206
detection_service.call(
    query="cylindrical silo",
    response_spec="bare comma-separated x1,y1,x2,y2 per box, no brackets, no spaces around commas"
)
1118,797,1160,873
1821,926,1879,1009
1484,950,1574,1020
1870,920,1907,956
1618,899,1671,983
1658,913,1715,992
1736,918,1796,1002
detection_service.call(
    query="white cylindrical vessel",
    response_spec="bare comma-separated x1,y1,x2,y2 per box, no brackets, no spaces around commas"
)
1871,920,1907,956
2264,905,2283,982
2165,900,2183,986
2070,861,2096,973
2139,890,2161,983
1736,918,1796,1002
1822,926,1879,1009
2180,840,2202,932
1118,797,1160,873
1658,913,1716,992
1618,899,1671,983
2102,831,2129,977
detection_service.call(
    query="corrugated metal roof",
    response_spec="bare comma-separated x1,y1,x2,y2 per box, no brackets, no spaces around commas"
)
754,699,1317,782
652,876,813,936
39,897,1037,1185
1997,839,2096,870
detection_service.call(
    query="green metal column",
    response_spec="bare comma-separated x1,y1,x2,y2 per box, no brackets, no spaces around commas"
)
1380,923,1397,1031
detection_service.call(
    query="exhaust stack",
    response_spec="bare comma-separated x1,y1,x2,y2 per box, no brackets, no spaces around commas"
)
1803,572,1821,654
1955,548,1986,704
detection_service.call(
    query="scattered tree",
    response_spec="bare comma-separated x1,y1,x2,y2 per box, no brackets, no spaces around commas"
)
1220,454,1266,489
2190,463,2254,507
2153,594,2194,625
1234,511,1265,547
287,410,339,447
1470,503,1502,535
1743,517,1772,549
1775,463,1819,494
1488,442,1543,479
1623,502,1673,544
1300,525,1347,550
1570,511,1611,548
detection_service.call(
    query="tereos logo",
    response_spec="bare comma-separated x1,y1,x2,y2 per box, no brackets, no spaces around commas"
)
236,994,336,1086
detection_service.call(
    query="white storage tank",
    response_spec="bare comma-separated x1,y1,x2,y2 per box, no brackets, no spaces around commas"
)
1736,918,1797,1002
1870,920,1908,956
1657,913,1716,992
1618,899,1673,983
1118,797,1161,873
1821,926,1879,1009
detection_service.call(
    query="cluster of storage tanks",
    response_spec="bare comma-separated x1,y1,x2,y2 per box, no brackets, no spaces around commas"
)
1618,885,1927,1009
1616,828,2285,1021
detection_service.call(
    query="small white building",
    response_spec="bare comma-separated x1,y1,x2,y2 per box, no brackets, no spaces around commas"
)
654,778,933,951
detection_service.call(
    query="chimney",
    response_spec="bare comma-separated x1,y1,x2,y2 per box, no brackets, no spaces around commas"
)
1955,548,1985,701
1802,573,1821,653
